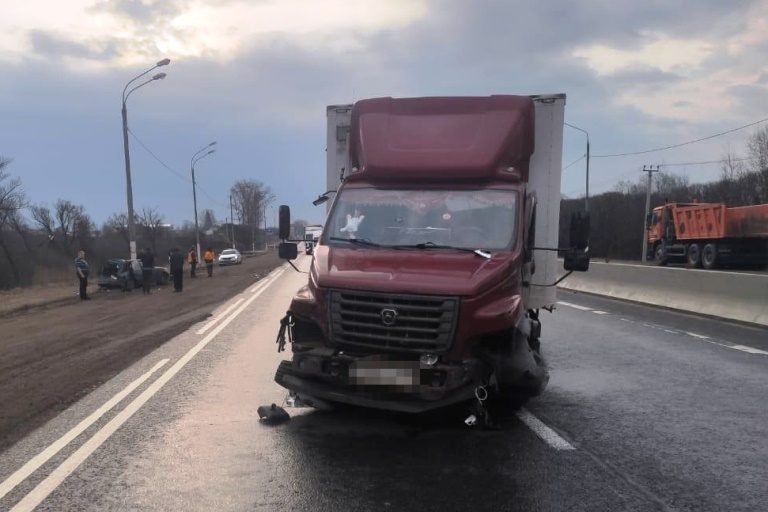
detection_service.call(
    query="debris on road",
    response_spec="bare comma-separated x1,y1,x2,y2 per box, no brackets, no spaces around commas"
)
257,403,290,425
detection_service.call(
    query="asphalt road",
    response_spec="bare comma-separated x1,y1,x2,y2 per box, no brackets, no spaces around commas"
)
1,256,766,511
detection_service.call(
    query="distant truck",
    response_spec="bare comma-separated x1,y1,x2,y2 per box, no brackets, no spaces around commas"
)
647,202,768,269
303,225,323,255
274,95,590,419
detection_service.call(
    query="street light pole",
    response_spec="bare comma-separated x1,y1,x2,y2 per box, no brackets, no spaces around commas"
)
121,58,170,260
564,122,590,212
190,143,217,261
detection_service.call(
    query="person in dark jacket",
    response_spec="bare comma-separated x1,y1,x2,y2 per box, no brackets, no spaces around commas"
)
188,246,198,278
139,247,155,295
169,247,184,292
74,250,91,300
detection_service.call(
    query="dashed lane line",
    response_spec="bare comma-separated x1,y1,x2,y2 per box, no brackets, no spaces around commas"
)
516,409,576,451
8,264,287,512
560,300,768,357
0,359,169,501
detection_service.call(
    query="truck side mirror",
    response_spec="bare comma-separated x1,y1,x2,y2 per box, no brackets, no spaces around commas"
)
564,210,590,272
278,205,291,240
524,195,537,264
278,242,298,260
569,210,590,250
312,194,329,206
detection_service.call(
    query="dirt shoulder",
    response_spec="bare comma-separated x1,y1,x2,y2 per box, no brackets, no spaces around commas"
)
0,251,284,452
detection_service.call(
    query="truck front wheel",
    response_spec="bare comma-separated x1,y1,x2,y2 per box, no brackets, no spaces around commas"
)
702,243,718,270
654,243,668,266
686,243,702,268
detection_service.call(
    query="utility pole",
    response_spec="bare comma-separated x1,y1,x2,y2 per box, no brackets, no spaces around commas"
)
230,195,235,249
641,165,660,263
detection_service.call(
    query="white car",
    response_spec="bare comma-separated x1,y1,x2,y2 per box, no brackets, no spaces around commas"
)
218,248,242,266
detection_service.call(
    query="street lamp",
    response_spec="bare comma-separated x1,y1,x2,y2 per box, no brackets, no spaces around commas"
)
191,142,217,260
564,122,590,212
121,58,170,260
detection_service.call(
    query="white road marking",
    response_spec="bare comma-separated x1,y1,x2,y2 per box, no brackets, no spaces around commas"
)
9,266,287,512
557,301,591,311
250,269,285,293
591,310,608,315
728,344,768,356
0,359,169,501
685,332,710,339
516,409,575,451
664,329,678,334
195,298,244,335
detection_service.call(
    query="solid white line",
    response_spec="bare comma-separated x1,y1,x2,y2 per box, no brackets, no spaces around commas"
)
0,359,169,501
557,301,591,311
685,331,710,339
729,344,768,356
516,409,575,451
591,310,608,315
195,298,244,335
10,267,286,512
664,329,679,334
250,268,285,293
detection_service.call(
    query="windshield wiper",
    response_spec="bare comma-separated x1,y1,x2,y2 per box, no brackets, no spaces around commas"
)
329,236,382,248
391,242,491,259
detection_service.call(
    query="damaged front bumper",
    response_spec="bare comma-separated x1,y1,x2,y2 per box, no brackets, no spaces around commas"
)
274,350,485,414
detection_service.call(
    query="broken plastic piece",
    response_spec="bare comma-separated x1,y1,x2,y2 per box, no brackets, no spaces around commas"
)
257,403,290,425
465,414,478,427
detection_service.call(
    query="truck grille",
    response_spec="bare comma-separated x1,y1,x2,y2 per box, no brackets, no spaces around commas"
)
329,290,459,353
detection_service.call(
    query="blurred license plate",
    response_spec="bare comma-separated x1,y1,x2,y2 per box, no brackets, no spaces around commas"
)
349,361,419,387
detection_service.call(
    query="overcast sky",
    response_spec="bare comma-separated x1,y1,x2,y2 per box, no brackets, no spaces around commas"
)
2,0,767,226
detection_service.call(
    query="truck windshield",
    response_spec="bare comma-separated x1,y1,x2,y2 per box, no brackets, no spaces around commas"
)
326,187,517,250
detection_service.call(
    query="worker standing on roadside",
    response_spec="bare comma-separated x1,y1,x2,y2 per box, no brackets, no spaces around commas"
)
140,247,155,294
204,247,215,277
74,250,91,301
188,246,198,278
169,247,184,292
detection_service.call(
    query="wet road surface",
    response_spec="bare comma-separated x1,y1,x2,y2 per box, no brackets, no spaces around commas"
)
1,256,766,511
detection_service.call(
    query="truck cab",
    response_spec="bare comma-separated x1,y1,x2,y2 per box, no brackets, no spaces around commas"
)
275,95,589,414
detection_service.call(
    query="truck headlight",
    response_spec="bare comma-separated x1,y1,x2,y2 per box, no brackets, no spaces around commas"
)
420,353,439,366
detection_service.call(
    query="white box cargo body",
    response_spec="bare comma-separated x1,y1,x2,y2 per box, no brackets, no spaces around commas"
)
325,95,566,309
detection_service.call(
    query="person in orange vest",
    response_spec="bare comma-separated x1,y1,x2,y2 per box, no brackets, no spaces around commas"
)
187,246,198,278
203,247,215,277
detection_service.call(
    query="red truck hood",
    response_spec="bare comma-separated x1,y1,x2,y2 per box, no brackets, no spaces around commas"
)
312,245,514,296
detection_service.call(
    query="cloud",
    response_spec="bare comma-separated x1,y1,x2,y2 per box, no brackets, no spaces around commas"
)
28,30,120,60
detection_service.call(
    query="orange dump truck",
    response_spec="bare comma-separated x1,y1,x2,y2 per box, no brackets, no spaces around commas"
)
647,202,768,269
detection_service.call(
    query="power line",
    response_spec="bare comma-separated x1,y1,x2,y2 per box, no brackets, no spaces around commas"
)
127,128,190,183
658,156,757,167
128,128,228,209
592,116,768,158
562,154,585,171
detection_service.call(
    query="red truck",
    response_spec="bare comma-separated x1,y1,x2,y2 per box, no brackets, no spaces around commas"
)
647,202,768,269
274,95,589,420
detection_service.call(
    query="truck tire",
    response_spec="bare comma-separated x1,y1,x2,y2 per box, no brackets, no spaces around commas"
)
702,243,718,270
686,243,702,268
654,243,668,266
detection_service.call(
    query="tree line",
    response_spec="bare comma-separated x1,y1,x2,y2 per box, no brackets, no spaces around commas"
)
0,158,273,290
559,127,768,261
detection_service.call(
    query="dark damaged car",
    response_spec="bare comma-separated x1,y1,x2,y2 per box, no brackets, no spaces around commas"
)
98,258,170,291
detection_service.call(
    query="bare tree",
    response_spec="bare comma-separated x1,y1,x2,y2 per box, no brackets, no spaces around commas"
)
138,207,164,253
104,212,130,243
30,205,56,240
202,209,217,231
0,160,27,284
230,180,273,227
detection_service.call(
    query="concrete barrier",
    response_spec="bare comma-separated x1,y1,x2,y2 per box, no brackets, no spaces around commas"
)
557,261,768,327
